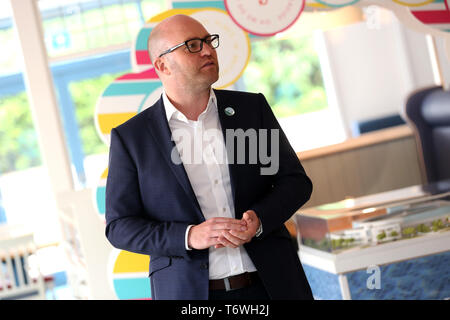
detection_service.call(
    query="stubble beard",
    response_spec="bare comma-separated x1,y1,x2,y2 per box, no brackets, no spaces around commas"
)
192,64,220,91
170,57,220,92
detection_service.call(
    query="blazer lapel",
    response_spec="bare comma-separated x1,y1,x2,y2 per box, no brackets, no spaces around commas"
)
214,89,239,211
145,98,204,221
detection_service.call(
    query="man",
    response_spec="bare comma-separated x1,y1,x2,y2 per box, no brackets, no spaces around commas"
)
105,14,313,300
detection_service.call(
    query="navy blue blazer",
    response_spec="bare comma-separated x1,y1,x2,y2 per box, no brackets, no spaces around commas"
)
105,89,313,299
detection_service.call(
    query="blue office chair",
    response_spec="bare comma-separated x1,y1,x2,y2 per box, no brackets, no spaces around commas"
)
404,86,450,184
352,114,406,136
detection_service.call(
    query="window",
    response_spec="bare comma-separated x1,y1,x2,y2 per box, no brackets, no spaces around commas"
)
0,1,21,75
0,0,166,241
0,1,53,240
0,92,41,173
35,0,167,187
241,32,346,151
38,0,167,59
69,70,128,188
244,34,328,118
0,0,60,244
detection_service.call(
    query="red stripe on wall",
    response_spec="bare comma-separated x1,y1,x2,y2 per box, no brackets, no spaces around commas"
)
136,50,152,65
412,10,450,24
117,68,159,80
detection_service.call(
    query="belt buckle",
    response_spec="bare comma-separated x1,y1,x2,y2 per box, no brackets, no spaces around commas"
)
224,277,231,291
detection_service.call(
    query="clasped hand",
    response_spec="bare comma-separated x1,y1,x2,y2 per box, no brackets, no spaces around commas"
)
188,210,260,250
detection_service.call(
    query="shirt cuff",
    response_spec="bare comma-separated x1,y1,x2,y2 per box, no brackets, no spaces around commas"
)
255,222,263,237
185,225,194,250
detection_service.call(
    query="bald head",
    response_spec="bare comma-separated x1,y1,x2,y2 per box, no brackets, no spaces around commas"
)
148,15,207,65
147,14,219,95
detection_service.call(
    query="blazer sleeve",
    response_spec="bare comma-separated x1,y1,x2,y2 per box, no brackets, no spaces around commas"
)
105,128,190,258
249,93,313,238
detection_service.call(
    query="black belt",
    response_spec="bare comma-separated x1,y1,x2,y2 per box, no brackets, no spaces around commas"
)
209,272,260,291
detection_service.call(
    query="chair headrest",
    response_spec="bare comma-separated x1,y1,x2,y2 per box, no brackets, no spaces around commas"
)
422,90,450,125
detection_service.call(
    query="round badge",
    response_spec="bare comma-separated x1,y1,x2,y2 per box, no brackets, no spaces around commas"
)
224,107,235,116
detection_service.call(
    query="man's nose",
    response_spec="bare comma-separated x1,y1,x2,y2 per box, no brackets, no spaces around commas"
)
200,41,214,56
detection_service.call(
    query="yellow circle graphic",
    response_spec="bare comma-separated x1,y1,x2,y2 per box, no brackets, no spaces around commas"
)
392,0,435,7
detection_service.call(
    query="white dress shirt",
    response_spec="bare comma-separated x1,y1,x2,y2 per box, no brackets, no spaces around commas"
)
162,89,257,280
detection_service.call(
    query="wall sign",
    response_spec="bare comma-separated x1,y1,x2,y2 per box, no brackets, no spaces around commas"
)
225,0,306,36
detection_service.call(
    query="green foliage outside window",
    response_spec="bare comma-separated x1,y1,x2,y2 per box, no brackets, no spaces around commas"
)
0,93,41,173
69,71,127,156
0,71,126,173
416,223,430,233
431,219,444,232
402,227,417,238
243,35,327,118
390,230,399,237
376,231,386,241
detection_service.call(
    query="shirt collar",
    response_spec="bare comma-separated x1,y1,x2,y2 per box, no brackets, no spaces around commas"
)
163,88,217,123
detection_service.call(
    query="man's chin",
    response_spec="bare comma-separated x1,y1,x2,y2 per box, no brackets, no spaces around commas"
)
211,74,219,85
204,72,219,87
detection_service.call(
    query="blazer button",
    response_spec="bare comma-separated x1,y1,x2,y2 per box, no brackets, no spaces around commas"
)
200,262,208,270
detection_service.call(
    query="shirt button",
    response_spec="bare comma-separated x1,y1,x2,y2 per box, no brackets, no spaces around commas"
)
200,262,208,270
214,179,218,185
223,208,226,212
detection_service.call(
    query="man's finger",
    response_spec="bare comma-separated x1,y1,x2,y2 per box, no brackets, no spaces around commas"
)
218,235,238,248
243,210,257,221
212,222,247,231
209,230,241,238
221,230,246,247
229,230,251,241
210,217,246,225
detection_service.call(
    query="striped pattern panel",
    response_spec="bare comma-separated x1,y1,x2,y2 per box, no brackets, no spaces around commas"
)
94,167,108,217
305,0,360,10
94,70,162,144
110,250,151,300
172,0,225,10
408,0,450,32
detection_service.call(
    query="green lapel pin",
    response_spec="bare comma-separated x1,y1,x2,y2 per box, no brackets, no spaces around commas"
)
224,107,235,116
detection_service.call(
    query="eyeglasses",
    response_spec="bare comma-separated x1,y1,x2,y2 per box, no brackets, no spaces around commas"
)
158,34,219,58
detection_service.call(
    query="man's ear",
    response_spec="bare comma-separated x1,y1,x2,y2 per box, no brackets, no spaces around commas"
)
154,57,171,76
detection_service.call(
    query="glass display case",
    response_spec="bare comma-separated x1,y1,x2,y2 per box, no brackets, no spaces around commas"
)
294,180,450,253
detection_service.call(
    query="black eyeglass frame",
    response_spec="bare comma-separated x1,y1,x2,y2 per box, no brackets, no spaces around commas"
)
158,34,219,58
